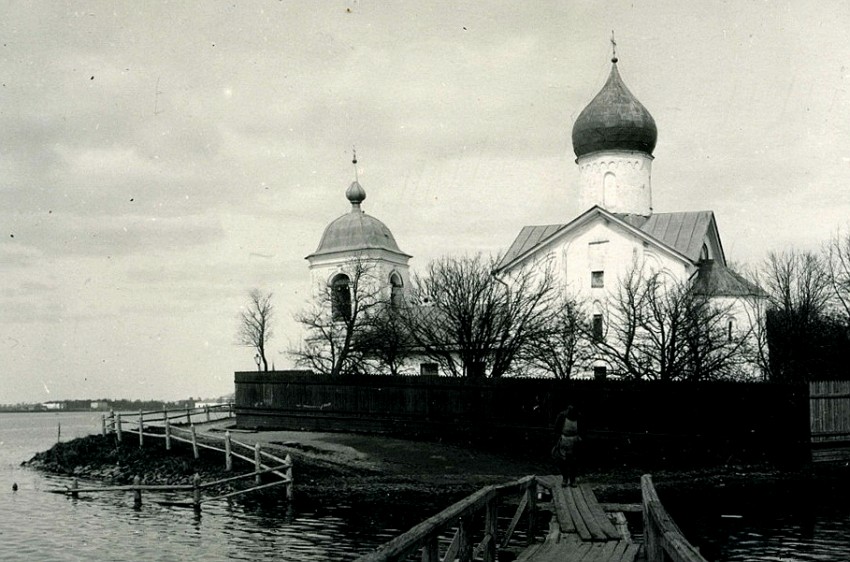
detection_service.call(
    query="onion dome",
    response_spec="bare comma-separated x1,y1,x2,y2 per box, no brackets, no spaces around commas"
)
571,59,657,158
307,181,410,259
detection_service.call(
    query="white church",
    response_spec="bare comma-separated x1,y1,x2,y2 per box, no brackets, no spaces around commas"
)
305,52,765,379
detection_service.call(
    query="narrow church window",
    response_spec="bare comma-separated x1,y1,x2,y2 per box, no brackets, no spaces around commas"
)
390,273,404,308
727,318,735,342
592,314,604,341
331,274,351,321
591,270,605,288
700,243,709,262
420,363,438,377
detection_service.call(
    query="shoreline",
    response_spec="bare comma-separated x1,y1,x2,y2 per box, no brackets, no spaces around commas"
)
23,428,850,506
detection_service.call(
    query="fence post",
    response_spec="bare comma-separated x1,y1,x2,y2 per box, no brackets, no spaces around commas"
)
101,414,107,436
285,454,293,500
526,479,537,546
57,422,61,443
133,475,142,507
71,478,79,499
109,409,115,432
205,405,211,423
193,473,201,512
254,443,262,485
186,406,191,425
116,413,123,443
484,497,498,562
165,417,172,451
422,537,439,562
191,425,199,459
138,409,144,448
225,431,233,471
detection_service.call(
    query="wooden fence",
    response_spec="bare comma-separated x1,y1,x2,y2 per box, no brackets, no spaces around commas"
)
54,403,294,509
356,475,539,562
641,475,707,562
235,371,810,466
809,380,850,462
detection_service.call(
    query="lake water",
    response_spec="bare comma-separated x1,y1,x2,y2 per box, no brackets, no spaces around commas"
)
2,411,849,561
0,411,436,561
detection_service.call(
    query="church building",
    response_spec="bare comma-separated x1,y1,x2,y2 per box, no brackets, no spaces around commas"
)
305,49,764,379
496,52,765,378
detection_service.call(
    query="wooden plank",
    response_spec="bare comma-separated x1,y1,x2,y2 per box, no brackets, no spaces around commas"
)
600,503,642,513
552,486,576,534
562,486,592,541
568,486,607,541
609,512,631,542
605,541,629,561
620,543,640,562
579,484,621,540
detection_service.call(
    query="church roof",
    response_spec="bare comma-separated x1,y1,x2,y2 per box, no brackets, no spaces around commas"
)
306,181,411,261
497,208,721,271
613,211,718,263
691,260,767,298
571,60,657,158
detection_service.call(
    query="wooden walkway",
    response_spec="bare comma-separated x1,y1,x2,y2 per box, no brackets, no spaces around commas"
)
519,475,640,562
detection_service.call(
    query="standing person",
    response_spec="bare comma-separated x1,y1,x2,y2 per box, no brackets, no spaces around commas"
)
552,405,581,487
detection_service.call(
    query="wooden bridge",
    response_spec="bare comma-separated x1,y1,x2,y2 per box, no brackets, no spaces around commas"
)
357,474,707,562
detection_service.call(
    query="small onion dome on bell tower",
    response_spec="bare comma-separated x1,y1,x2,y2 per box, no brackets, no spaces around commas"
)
345,180,366,209
571,58,657,158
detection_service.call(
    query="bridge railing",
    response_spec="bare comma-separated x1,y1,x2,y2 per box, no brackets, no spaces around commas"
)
641,474,707,562
357,475,539,562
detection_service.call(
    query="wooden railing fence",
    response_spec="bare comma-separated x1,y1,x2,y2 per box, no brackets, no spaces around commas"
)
641,475,707,562
357,475,538,562
53,403,294,509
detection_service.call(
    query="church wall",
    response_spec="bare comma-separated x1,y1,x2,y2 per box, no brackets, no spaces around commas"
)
307,250,411,305
577,150,653,215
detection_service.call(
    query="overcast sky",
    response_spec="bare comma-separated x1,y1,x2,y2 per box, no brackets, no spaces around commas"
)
3,1,850,403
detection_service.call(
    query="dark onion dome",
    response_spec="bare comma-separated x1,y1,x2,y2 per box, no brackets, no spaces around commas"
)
307,181,410,259
571,60,657,158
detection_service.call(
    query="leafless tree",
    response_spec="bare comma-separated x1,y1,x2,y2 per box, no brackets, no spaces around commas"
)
516,293,590,379
291,256,385,376
592,263,752,381
760,249,834,381
826,229,850,322
237,289,274,372
406,254,559,378
356,305,414,376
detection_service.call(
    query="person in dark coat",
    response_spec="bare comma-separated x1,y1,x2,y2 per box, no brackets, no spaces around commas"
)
552,405,581,487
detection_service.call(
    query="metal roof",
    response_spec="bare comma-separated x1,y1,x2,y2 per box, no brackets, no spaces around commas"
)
615,211,716,263
571,62,657,158
692,260,767,297
498,209,719,271
307,208,410,260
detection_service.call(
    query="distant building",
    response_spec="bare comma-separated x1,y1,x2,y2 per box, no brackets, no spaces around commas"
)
41,401,64,410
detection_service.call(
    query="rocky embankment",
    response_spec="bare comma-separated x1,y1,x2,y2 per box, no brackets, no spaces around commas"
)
24,434,232,487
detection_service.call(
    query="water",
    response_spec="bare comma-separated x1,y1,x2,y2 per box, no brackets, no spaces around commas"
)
0,412,434,561
3,413,850,561
663,481,850,561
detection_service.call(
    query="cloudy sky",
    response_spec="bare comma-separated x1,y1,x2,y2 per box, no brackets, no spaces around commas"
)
3,1,850,403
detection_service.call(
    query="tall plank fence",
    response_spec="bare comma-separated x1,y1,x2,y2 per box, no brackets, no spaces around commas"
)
235,371,811,466
809,380,850,462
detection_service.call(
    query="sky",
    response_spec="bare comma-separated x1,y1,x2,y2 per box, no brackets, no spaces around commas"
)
3,1,850,403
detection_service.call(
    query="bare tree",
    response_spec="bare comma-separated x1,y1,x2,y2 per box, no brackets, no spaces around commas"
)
237,289,274,371
516,293,590,379
356,305,414,376
760,250,834,381
826,229,850,322
406,254,558,378
592,263,752,381
292,256,385,376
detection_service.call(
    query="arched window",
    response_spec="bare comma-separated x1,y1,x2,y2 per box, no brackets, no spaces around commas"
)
390,273,404,308
727,317,736,343
331,274,351,321
700,243,710,262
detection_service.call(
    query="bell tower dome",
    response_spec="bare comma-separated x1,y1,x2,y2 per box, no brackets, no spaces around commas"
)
571,51,657,216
